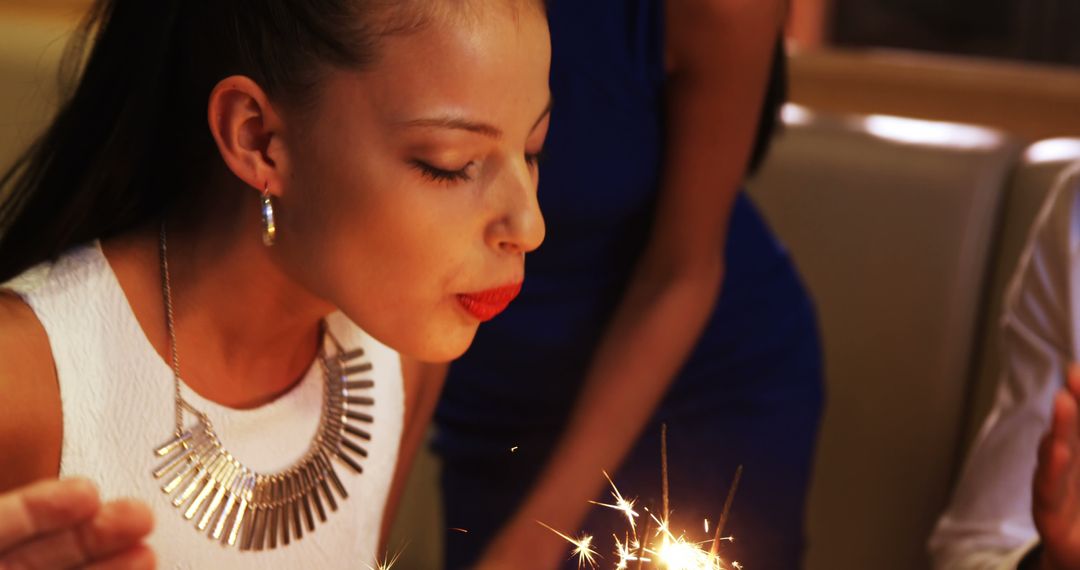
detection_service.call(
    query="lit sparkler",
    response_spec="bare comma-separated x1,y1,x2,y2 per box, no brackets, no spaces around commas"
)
540,425,744,570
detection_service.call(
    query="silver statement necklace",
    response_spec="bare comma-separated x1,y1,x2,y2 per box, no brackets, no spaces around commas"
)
150,225,377,550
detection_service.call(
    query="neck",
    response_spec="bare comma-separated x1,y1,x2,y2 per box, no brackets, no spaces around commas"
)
105,190,335,409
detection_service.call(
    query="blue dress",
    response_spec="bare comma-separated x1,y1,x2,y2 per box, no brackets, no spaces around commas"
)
433,2,824,568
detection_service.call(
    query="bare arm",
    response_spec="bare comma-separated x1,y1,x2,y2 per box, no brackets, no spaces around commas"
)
0,292,62,491
475,2,786,567
0,292,154,568
788,0,831,49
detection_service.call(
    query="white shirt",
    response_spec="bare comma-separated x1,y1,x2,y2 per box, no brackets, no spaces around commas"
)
4,242,404,569
930,164,1080,569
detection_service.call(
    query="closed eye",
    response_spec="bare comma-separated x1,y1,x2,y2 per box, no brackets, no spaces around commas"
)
411,160,473,184
526,149,546,168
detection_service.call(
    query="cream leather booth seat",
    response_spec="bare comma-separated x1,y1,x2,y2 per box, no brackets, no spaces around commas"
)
748,107,1021,570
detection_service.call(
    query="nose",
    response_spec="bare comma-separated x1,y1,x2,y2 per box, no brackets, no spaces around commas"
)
485,164,546,255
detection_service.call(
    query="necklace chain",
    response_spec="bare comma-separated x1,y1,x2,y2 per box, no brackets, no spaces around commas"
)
151,223,378,550
159,224,186,434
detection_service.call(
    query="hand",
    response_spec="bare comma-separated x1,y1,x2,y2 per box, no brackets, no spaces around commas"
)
1034,365,1080,570
0,478,155,569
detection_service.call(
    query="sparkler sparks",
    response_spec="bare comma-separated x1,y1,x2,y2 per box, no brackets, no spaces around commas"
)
613,534,641,569
541,503,740,570
366,544,406,570
589,471,641,534
540,425,744,570
538,521,601,569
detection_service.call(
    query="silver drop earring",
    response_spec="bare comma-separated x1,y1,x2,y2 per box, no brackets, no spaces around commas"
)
261,183,277,247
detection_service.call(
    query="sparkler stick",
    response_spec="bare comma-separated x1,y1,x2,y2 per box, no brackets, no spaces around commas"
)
660,423,670,522
708,465,743,559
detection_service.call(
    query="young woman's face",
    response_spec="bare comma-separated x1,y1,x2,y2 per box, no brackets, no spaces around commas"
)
278,4,551,362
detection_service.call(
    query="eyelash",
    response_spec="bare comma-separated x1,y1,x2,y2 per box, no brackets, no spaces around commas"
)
526,149,545,168
412,150,546,185
412,160,473,184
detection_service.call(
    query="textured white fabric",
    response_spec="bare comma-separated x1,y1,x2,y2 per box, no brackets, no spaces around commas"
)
929,164,1080,569
5,242,404,569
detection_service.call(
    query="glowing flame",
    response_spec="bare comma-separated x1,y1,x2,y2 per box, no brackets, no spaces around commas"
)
656,538,712,569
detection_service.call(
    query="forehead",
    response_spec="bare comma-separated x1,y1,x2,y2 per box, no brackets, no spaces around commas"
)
326,3,551,133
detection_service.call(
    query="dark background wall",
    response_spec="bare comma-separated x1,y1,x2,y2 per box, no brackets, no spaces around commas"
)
830,0,1080,66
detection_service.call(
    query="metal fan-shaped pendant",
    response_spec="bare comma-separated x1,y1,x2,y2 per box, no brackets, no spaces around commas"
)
151,345,375,550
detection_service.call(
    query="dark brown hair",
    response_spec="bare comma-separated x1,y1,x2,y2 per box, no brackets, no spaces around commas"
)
0,0,432,281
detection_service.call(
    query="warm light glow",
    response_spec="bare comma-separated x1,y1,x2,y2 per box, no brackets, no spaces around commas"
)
781,103,814,126
1024,138,1080,164
860,115,1004,150
656,538,712,570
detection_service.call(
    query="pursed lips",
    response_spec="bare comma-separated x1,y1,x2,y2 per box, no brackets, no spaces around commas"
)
456,282,523,322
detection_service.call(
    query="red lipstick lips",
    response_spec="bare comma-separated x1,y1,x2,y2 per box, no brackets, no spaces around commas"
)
457,282,523,322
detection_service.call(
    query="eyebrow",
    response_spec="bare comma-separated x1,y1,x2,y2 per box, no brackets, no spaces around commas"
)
402,97,553,139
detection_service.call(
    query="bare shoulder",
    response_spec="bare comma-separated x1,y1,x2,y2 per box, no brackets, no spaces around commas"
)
0,291,62,491
665,0,784,73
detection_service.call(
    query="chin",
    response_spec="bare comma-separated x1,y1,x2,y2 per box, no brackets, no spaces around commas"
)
406,324,478,363
411,344,471,364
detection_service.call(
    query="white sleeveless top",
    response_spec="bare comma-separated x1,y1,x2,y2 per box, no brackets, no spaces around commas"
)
4,243,404,569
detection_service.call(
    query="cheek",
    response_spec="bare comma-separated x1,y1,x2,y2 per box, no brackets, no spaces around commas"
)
342,213,480,361
282,129,487,360
335,265,480,362
288,170,482,360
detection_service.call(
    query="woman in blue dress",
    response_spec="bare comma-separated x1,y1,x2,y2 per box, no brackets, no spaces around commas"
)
429,2,824,568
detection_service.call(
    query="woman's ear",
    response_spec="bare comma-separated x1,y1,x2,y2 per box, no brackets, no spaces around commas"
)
206,76,290,198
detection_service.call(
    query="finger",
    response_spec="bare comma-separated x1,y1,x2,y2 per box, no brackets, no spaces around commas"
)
1035,431,1071,512
84,544,156,570
0,478,99,553
1053,387,1079,448
0,499,153,570
75,499,154,561
1035,393,1077,512
1069,363,1080,400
